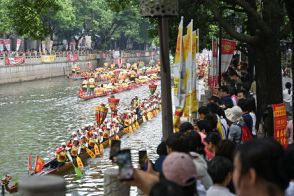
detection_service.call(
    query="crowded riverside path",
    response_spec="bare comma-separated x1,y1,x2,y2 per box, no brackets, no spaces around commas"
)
0,76,162,195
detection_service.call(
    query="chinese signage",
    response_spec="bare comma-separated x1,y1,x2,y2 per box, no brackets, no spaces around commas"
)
272,103,288,148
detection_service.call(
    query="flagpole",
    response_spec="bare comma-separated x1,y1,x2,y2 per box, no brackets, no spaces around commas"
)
189,20,193,122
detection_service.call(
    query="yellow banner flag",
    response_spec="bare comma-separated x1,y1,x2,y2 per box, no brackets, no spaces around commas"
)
173,16,184,107
183,20,194,117
86,148,96,159
76,156,84,169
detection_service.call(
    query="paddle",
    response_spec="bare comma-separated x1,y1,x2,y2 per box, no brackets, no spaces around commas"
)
66,151,83,177
85,148,96,159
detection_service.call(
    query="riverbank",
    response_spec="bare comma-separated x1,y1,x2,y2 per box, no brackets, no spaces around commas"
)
0,59,97,84
0,55,153,85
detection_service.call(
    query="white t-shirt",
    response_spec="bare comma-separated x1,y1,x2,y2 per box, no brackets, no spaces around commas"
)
283,89,292,103
207,185,235,196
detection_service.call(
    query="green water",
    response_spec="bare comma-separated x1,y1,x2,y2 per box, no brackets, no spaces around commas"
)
0,77,162,195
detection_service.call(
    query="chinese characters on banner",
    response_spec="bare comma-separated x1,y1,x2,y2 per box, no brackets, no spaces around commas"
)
221,39,237,73
272,103,288,148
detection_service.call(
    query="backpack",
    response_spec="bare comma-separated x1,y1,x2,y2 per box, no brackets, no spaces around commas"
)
237,122,252,143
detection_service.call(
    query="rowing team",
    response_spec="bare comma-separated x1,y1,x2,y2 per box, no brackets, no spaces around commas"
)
79,74,158,97
52,94,161,168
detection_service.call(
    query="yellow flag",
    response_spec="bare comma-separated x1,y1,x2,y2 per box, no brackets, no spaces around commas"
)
86,148,96,159
173,16,184,106
76,156,84,169
183,20,194,117
94,144,100,156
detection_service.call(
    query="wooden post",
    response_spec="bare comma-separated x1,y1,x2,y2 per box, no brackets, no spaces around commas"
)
159,17,173,141
104,168,130,196
18,175,65,196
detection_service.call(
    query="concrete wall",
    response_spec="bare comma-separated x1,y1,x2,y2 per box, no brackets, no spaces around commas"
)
0,60,97,84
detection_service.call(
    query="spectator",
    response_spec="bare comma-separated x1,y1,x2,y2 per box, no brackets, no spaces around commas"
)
179,121,194,133
184,131,212,190
205,113,224,139
284,144,294,196
207,156,235,196
166,132,188,154
198,106,209,120
162,152,198,196
205,132,221,160
149,180,184,196
225,106,244,144
283,82,292,115
233,138,289,196
238,99,253,135
219,86,234,109
154,141,167,173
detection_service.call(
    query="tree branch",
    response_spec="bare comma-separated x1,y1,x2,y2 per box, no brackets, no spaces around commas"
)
206,0,258,43
221,0,270,34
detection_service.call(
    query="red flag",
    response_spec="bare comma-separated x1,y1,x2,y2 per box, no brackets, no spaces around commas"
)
27,154,32,171
34,155,45,173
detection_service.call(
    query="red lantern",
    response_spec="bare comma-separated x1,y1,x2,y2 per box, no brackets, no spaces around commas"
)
149,83,157,95
95,104,108,126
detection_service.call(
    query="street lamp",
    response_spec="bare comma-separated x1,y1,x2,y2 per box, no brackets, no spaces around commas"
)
139,0,178,141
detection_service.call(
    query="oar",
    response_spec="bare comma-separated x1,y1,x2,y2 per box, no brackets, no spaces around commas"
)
66,151,83,177
85,148,96,159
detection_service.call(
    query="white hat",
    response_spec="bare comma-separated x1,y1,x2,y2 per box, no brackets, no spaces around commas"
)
225,106,243,123
73,138,79,141
61,142,66,146
71,131,77,136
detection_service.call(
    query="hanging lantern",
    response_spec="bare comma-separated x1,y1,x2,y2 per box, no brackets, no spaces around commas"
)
108,97,120,113
95,104,108,126
149,83,157,95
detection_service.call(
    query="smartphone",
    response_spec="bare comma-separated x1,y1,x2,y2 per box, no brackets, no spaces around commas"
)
109,140,121,163
138,150,148,171
117,149,134,181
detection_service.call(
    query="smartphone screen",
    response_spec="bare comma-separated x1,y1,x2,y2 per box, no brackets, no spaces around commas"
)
117,149,134,181
138,150,147,170
110,140,121,163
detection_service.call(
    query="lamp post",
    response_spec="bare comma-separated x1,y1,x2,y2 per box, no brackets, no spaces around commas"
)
140,0,178,141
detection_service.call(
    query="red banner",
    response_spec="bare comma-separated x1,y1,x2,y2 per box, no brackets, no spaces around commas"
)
272,103,288,148
221,39,236,55
5,56,26,65
34,155,45,173
67,53,79,62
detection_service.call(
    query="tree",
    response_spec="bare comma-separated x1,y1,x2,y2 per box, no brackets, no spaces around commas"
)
0,0,12,37
7,0,62,39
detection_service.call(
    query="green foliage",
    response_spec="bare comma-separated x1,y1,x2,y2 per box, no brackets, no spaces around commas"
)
7,0,62,39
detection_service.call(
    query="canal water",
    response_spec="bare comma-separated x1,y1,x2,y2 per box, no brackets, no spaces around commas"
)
0,77,162,195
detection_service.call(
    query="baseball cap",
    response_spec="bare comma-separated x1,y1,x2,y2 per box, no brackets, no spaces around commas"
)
162,152,197,187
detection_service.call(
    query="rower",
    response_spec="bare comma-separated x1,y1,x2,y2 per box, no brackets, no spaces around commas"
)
80,135,88,152
70,138,79,158
88,134,96,149
55,142,67,167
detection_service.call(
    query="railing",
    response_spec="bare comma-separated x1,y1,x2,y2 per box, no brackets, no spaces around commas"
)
0,50,154,67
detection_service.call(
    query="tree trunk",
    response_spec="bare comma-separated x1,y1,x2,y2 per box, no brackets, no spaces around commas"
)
254,0,283,136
